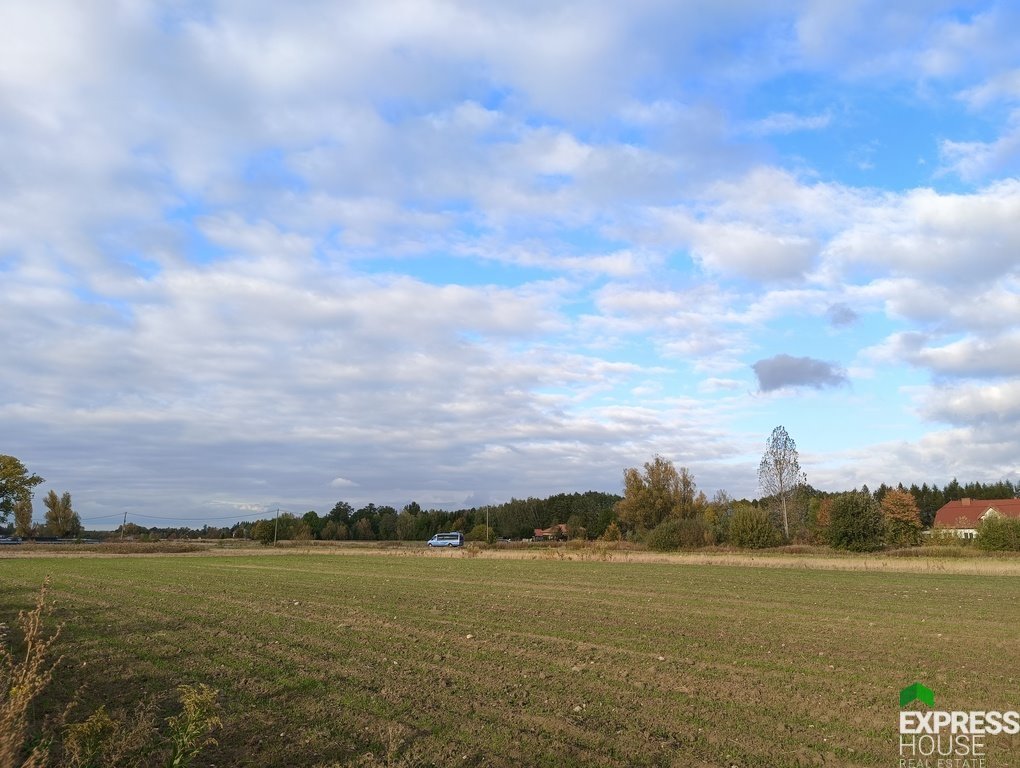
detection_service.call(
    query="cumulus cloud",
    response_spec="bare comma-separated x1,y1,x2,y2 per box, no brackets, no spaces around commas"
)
824,181,1020,284
752,354,849,392
809,426,1020,494
923,380,1020,426
870,331,1020,379
939,117,1020,182
688,222,818,281
856,277,1020,334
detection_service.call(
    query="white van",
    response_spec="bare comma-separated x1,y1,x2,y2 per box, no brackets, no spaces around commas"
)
427,532,464,548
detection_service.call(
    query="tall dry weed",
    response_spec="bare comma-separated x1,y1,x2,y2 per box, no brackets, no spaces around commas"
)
62,685,220,768
0,579,62,768
166,683,221,768
62,700,160,768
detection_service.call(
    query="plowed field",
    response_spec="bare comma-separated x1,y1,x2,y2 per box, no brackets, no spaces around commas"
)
3,551,1019,766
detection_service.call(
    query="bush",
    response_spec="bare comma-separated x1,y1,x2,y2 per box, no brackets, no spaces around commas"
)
925,527,967,547
646,518,707,551
729,506,779,549
465,524,493,543
828,490,884,552
976,516,1020,551
881,489,922,547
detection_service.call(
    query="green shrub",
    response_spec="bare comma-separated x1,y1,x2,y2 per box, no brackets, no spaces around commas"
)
925,527,967,546
646,518,707,551
729,506,779,549
977,516,1020,551
465,524,493,543
828,490,884,552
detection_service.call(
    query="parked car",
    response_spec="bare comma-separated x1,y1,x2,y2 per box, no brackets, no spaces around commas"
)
427,532,464,547
0,536,23,545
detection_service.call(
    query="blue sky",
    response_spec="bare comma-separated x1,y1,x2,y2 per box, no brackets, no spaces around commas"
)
2,1,1019,528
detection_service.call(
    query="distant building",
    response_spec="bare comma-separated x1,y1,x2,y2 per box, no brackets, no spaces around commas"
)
932,498,1020,540
533,523,568,541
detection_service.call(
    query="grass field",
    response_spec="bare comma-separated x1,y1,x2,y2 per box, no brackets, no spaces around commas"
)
3,549,1019,767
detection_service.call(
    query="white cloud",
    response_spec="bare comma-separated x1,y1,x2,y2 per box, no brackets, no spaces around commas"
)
866,331,1020,379
699,378,745,393
743,111,832,136
923,380,1020,425
688,221,818,281
855,276,1020,334
794,2,1020,86
809,426,1020,493
959,68,1020,109
824,181,1020,284
915,333,1020,378
939,114,1020,182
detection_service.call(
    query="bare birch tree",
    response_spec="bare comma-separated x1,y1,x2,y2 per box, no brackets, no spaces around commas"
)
758,426,806,540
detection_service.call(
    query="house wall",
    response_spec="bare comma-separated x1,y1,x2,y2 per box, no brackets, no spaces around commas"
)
926,527,978,540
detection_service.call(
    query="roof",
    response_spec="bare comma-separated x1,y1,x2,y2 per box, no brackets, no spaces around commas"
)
933,498,1020,529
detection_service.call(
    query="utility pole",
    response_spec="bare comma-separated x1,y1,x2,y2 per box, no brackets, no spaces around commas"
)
273,507,280,546
121,510,127,541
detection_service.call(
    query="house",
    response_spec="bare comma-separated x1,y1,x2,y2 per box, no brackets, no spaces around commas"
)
533,523,568,541
932,498,1020,540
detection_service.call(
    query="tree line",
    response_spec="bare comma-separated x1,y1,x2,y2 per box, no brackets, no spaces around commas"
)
0,455,82,537
613,427,1019,552
241,491,622,545
3,442,1017,549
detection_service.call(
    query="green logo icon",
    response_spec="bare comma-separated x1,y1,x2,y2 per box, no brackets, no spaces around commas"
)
900,683,935,708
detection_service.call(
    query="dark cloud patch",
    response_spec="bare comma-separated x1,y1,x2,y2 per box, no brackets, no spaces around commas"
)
826,302,859,328
752,354,849,392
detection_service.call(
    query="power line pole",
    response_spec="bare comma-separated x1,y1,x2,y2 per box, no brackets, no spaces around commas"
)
273,508,280,546
121,510,127,541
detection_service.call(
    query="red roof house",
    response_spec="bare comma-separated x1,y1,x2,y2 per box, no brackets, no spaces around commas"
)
932,498,1020,539
533,523,568,541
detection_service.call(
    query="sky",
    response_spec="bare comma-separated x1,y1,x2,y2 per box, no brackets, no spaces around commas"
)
3,1,1020,529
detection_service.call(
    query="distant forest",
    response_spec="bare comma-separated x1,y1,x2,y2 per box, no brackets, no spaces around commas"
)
101,478,1018,543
